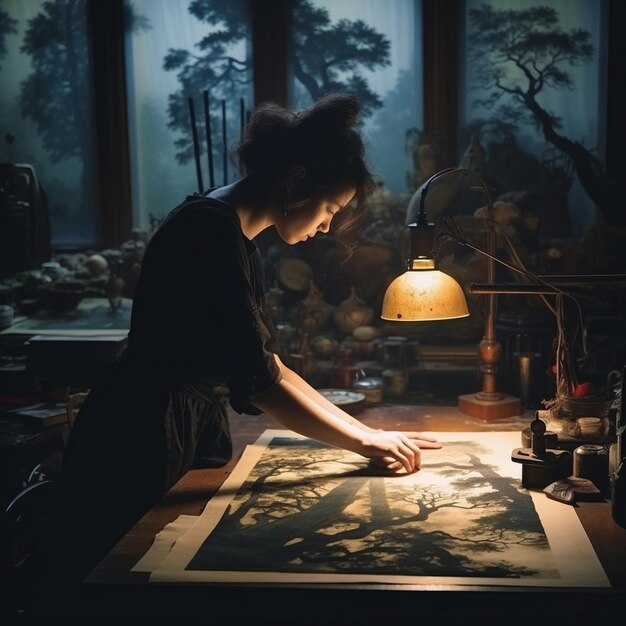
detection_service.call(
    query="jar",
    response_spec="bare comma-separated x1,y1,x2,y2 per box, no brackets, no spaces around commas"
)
353,377,384,406
332,349,359,389
375,336,408,368
382,368,409,398
576,417,603,438
573,444,609,493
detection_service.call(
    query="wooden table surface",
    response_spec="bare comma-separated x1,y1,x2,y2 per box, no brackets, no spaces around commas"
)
80,404,626,625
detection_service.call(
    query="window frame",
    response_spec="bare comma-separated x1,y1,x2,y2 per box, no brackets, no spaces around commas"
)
84,0,622,250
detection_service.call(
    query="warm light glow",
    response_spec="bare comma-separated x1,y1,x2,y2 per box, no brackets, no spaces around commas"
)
381,259,470,321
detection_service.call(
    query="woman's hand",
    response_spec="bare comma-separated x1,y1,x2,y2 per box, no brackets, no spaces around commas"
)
366,431,442,474
359,431,442,474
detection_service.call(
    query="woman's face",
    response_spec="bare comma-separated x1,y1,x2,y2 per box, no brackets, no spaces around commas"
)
276,187,356,245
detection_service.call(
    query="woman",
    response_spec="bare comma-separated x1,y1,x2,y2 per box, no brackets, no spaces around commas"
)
38,93,440,599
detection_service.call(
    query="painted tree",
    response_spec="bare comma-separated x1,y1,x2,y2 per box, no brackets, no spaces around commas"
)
19,0,148,229
290,0,390,115
0,6,17,71
164,0,390,165
188,440,548,577
21,0,92,164
468,4,622,224
20,0,148,163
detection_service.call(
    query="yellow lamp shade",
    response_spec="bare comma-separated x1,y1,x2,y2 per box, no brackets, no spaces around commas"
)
381,259,470,321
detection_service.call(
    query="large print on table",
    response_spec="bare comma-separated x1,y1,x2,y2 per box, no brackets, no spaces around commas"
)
150,430,609,587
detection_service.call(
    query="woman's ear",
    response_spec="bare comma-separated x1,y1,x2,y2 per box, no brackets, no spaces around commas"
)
286,165,307,196
284,165,308,212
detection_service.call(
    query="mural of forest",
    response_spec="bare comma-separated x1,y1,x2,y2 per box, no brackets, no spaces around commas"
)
461,1,617,237
0,0,616,245
185,435,559,580
126,0,421,228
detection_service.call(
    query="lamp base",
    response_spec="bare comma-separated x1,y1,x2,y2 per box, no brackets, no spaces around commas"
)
457,392,521,421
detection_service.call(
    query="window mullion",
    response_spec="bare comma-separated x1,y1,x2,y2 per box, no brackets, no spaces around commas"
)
422,0,459,167
251,0,290,107
87,0,132,248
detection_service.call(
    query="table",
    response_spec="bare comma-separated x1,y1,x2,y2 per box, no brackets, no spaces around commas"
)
81,404,626,624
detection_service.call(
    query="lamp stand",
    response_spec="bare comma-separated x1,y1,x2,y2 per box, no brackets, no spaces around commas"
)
457,308,521,420
457,203,521,421
404,169,626,421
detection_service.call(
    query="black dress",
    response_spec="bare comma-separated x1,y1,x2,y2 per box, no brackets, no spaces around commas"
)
40,193,282,591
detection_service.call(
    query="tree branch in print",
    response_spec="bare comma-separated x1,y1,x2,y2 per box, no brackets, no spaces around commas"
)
188,439,552,578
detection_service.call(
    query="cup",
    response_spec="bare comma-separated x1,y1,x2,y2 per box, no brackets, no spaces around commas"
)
577,416,602,438
382,368,409,398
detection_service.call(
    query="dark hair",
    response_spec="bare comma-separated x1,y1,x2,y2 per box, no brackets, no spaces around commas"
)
235,93,375,257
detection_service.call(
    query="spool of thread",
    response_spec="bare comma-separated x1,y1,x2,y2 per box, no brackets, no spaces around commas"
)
573,444,609,493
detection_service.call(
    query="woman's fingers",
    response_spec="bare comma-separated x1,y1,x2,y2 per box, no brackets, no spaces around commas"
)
371,455,396,465
369,456,403,472
400,437,422,472
384,435,420,474
413,440,442,449
404,432,443,449
364,431,441,473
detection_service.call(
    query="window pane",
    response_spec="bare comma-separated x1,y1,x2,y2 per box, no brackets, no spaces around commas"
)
125,0,253,230
0,0,98,248
461,0,607,238
289,0,424,198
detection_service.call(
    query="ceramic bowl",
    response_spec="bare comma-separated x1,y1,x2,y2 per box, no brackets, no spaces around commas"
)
38,281,86,313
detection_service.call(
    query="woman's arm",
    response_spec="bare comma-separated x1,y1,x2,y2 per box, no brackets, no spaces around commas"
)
249,355,441,474
275,355,380,433
275,355,440,446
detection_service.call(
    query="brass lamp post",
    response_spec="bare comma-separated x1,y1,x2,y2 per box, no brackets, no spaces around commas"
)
382,167,519,420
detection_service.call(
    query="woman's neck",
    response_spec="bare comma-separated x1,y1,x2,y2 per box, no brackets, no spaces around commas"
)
209,177,276,240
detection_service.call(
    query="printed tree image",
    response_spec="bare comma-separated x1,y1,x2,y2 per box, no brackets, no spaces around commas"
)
188,439,554,578
164,0,390,166
468,4,622,225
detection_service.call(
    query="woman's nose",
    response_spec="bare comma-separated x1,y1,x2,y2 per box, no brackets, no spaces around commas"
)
318,218,331,233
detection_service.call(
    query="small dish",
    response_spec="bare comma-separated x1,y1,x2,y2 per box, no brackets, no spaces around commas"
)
318,388,366,414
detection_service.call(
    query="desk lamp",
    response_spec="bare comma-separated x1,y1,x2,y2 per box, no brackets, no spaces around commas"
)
382,167,520,420
381,167,626,421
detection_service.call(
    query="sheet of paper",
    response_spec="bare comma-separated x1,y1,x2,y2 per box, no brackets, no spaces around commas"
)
132,514,199,572
149,431,610,588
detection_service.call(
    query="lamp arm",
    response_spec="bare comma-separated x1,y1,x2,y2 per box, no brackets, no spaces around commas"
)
417,167,496,222
438,224,545,285
471,284,586,295
416,167,463,224
438,222,616,307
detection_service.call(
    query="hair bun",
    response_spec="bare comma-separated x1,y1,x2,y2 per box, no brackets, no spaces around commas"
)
297,93,361,131
235,92,371,204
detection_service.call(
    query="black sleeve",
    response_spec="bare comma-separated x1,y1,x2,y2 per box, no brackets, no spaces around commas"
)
169,203,281,414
